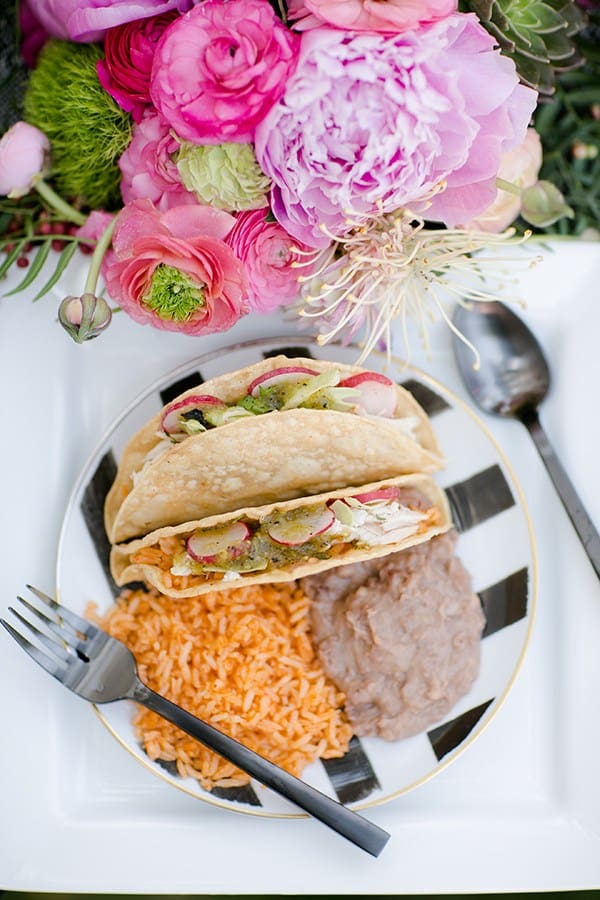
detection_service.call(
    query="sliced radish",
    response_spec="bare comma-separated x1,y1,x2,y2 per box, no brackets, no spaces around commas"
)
266,506,335,547
351,487,402,504
186,521,251,563
247,366,318,397
338,372,397,417
328,498,354,526
161,394,223,436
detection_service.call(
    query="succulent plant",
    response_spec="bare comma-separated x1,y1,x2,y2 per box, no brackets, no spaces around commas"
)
460,0,588,95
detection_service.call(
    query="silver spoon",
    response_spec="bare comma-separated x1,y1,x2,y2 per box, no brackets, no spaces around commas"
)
452,300,600,580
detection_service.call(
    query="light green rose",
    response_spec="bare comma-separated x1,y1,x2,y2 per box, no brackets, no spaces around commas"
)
176,142,271,212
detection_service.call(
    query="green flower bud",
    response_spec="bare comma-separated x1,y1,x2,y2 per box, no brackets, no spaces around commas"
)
176,142,271,212
520,181,575,228
58,293,112,343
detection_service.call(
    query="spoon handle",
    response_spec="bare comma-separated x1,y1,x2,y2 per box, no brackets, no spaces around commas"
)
521,409,600,580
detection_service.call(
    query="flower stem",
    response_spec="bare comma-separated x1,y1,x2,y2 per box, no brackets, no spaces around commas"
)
34,179,87,226
495,177,522,197
84,217,116,294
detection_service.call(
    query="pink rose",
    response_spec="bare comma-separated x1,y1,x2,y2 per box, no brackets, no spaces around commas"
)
289,0,456,32
0,121,49,198
97,13,178,122
226,209,319,312
105,199,248,335
463,128,543,232
119,110,196,211
150,0,300,144
25,0,194,42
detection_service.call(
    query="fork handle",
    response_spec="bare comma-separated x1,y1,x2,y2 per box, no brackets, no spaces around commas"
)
132,681,390,857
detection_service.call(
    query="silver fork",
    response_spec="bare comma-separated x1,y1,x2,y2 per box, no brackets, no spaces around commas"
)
1,586,390,857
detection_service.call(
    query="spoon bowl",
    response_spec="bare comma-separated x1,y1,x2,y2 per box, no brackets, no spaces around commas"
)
453,301,551,419
452,300,600,581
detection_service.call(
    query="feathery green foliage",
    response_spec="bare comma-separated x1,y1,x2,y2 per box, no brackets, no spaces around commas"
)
23,40,131,210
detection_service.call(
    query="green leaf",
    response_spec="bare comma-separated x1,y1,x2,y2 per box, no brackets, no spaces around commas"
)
0,237,27,281
562,88,600,105
3,240,53,295
32,241,78,301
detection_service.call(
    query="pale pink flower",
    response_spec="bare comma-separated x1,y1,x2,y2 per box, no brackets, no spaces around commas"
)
464,128,543,232
119,110,196,211
25,0,194,42
255,15,538,248
104,199,248,335
150,0,300,144
288,0,456,33
226,209,320,312
0,121,49,198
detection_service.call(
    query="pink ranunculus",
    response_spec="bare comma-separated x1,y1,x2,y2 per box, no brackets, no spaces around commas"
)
255,15,538,248
119,110,196,211
150,0,300,145
25,0,195,42
97,13,178,122
225,209,321,312
0,121,49,198
288,0,456,33
464,128,543,233
104,199,248,335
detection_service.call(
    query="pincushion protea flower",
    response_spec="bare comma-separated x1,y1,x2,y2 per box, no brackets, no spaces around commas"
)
292,206,540,365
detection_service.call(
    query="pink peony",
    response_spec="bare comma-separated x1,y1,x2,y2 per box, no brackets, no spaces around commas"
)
150,0,300,144
288,0,456,33
226,209,319,312
105,199,248,335
0,121,49,198
25,0,194,42
255,14,537,248
119,110,196,211
97,13,178,121
19,0,50,66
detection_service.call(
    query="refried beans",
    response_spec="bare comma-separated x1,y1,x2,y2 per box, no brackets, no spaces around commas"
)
300,531,485,741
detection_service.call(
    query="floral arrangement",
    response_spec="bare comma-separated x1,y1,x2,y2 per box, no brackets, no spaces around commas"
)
0,0,597,359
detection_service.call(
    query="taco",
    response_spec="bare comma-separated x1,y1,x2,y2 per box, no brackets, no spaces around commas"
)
105,357,444,543
110,473,452,598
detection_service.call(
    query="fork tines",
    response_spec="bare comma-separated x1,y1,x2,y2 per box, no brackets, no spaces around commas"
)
0,586,95,679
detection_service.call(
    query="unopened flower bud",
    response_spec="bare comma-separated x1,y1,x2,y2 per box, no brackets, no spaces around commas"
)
572,141,598,160
520,181,575,228
0,121,49,199
58,292,112,343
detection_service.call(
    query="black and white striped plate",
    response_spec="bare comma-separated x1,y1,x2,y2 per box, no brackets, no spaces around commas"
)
56,336,537,816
